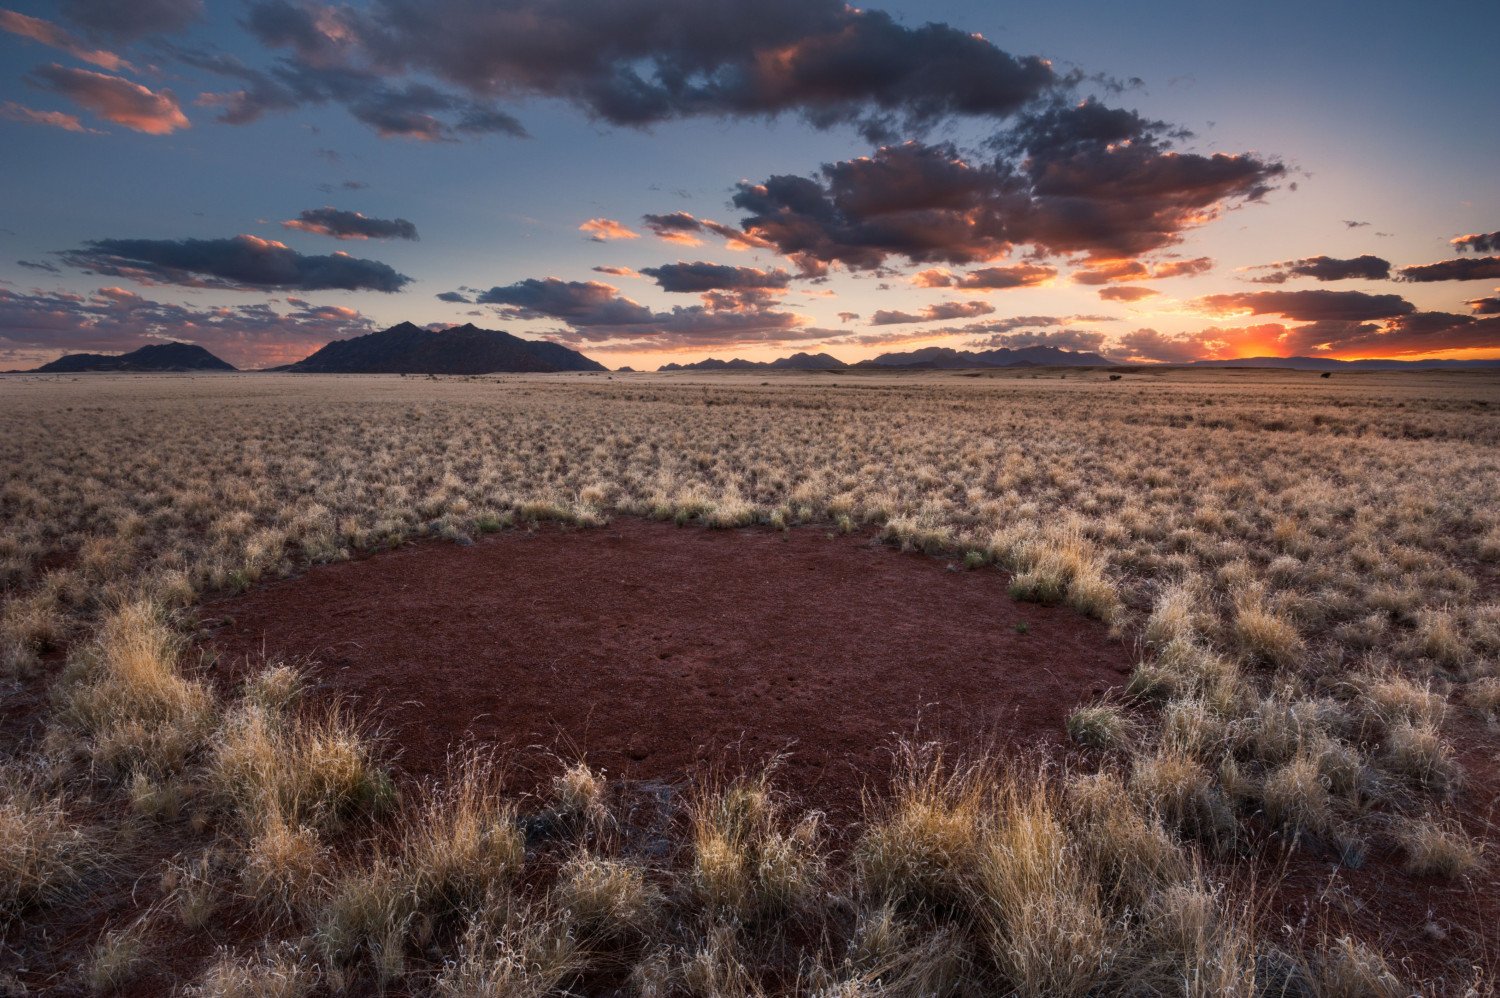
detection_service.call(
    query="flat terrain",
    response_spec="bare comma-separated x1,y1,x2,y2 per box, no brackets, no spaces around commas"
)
1,368,1497,994
204,517,1131,819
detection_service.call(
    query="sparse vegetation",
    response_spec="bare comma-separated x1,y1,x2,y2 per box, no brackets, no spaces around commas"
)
0,369,1495,991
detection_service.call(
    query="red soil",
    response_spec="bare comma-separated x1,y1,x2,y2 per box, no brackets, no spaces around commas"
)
202,519,1133,817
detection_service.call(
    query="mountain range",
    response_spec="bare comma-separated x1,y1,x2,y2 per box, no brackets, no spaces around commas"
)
278,322,606,374
28,342,236,373
658,352,847,371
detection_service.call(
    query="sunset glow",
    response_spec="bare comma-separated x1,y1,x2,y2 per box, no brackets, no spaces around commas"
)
1,0,1496,371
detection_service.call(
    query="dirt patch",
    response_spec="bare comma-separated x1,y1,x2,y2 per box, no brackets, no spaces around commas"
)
202,519,1132,816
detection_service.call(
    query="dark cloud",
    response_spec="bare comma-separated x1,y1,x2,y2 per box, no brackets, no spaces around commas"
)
639,262,791,293
282,207,419,241
58,234,412,292
1099,285,1158,302
733,105,1281,271
475,278,656,325
1195,289,1413,322
184,45,525,140
17,259,61,274
58,0,202,41
1342,220,1369,229
870,300,996,325
245,0,1060,141
0,285,372,369
641,211,772,249
471,275,811,351
1115,328,1208,363
435,290,471,303
27,64,189,134
1467,292,1500,316
1250,254,1391,284
1398,257,1500,282
1451,232,1500,253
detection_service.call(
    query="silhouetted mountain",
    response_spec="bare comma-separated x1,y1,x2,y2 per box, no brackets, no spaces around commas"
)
1184,356,1500,372
32,342,236,373
858,345,1109,368
282,322,605,373
657,352,847,371
768,352,847,370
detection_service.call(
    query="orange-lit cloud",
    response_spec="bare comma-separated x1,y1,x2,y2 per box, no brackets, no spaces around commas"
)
579,218,640,241
913,263,1057,290
1073,256,1211,284
0,100,91,132
0,9,130,70
1099,286,1159,302
27,64,189,134
871,300,996,325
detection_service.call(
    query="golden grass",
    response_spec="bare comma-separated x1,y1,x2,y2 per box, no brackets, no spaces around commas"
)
1,369,1496,991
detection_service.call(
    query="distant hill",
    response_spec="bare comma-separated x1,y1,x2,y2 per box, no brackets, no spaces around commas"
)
32,342,235,373
857,345,1109,369
1184,355,1500,372
282,322,605,374
658,352,847,372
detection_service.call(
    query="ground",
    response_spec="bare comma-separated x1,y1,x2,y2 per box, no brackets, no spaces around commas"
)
0,367,1496,995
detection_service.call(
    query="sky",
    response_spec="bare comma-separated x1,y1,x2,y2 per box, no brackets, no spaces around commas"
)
1,0,1497,371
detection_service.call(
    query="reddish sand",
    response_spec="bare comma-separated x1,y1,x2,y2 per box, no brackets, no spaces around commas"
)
202,519,1132,815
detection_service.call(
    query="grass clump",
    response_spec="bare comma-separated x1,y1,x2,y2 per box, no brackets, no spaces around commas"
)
59,600,216,779
0,768,96,922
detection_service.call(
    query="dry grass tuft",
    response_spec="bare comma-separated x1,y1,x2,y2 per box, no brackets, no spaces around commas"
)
0,767,96,921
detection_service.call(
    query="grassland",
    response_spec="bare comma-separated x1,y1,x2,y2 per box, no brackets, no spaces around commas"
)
0,368,1497,994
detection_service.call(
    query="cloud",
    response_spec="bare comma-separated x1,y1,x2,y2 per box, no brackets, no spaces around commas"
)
1467,291,1500,316
591,265,636,277
0,100,92,132
579,218,640,242
282,206,419,240
1398,257,1500,282
242,0,1060,140
1194,289,1413,322
1151,256,1214,279
639,262,791,293
1072,255,1211,284
733,105,1282,271
1115,327,1212,363
58,234,412,292
1451,232,1499,253
0,10,129,70
1098,285,1158,302
17,259,61,273
27,64,189,134
641,211,772,250
1114,310,1500,363
435,290,471,303
870,300,996,325
915,263,1058,289
0,285,373,369
186,48,525,139
1342,220,1369,229
1249,254,1391,284
470,275,813,351
58,0,201,40
966,328,1107,352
